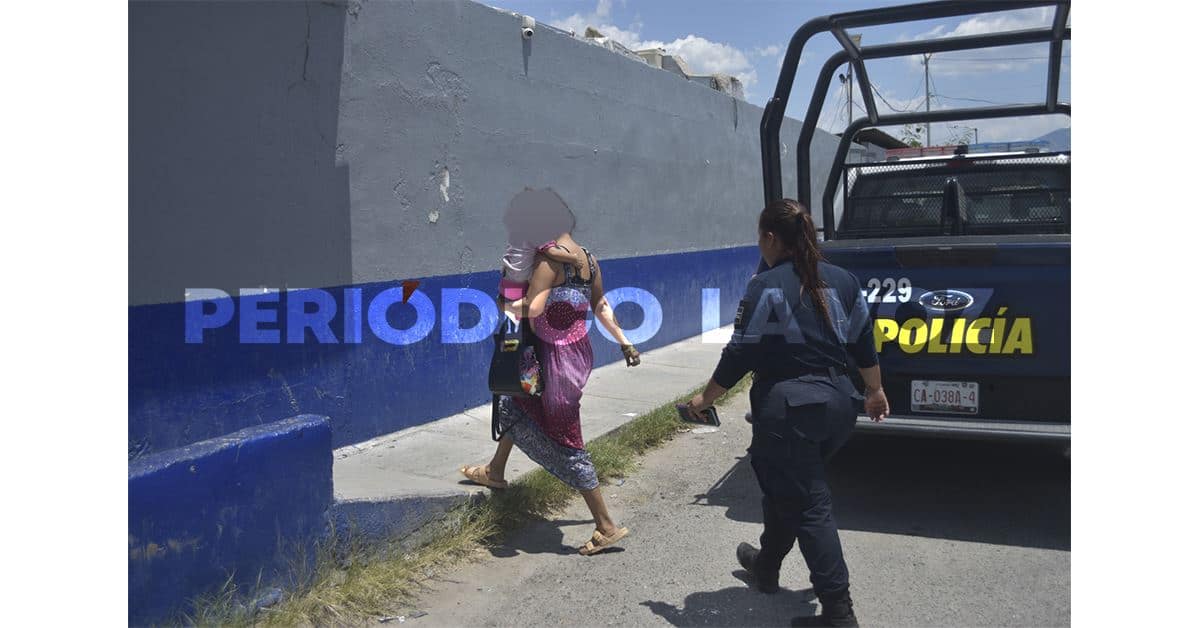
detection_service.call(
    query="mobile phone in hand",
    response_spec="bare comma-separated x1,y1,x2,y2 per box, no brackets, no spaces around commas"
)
676,404,720,427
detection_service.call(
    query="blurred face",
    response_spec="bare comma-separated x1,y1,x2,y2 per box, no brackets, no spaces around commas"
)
504,188,575,246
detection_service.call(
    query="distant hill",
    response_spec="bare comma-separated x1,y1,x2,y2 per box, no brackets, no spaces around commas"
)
1030,127,1070,152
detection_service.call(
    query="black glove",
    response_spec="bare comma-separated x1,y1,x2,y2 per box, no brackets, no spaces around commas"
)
620,344,641,367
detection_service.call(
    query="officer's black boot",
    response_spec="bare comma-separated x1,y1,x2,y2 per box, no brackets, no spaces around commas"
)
736,542,780,593
791,589,858,627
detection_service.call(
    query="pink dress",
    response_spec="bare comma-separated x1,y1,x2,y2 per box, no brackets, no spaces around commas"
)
511,252,596,450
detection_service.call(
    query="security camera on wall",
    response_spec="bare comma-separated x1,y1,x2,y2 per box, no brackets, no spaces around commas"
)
521,15,535,40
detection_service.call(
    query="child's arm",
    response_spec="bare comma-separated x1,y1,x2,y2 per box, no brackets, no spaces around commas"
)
537,241,584,269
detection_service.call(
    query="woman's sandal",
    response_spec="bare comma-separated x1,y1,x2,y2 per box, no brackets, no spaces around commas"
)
579,527,629,555
459,465,509,489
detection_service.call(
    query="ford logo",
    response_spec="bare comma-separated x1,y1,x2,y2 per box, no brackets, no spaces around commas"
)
918,289,974,312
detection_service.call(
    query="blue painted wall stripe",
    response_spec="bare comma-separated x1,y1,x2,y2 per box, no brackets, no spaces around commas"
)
128,414,333,624
129,246,759,455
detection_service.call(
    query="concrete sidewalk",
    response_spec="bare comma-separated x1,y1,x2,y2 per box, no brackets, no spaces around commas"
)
330,327,733,541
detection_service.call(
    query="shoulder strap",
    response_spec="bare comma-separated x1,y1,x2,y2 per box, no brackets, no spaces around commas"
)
491,394,515,442
581,247,596,283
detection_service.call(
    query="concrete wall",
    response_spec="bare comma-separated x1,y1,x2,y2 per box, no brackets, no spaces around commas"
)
129,0,351,307
128,415,333,624
128,0,838,453
338,0,834,283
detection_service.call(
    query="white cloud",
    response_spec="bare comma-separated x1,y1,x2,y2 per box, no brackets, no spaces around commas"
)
551,12,647,48
550,1,758,91
755,44,782,58
660,35,757,89
904,7,1063,76
550,0,649,48
935,6,1052,37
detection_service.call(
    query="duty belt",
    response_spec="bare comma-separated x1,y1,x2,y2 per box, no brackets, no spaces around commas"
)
759,366,847,381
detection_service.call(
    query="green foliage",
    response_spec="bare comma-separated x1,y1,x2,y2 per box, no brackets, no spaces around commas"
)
900,123,924,147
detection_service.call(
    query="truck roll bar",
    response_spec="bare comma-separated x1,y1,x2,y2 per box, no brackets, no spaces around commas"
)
759,0,1071,240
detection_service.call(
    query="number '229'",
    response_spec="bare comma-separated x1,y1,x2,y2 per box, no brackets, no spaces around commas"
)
863,277,912,303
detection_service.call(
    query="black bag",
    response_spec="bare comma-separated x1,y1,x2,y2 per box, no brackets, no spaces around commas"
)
487,312,542,396
487,310,542,441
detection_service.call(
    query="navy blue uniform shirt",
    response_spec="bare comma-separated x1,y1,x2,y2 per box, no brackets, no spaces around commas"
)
711,258,878,389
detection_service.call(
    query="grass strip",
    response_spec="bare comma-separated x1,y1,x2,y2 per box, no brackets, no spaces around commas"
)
189,375,751,626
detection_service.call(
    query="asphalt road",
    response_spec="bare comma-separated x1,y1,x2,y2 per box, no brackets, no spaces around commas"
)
415,392,1070,627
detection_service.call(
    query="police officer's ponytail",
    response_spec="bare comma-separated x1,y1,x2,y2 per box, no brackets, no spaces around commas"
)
759,199,833,330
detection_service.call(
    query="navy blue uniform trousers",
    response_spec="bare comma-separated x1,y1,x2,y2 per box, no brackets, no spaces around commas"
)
748,374,858,597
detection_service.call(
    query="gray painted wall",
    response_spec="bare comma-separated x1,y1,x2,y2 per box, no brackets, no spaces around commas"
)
130,1,351,307
129,0,839,306
341,0,839,285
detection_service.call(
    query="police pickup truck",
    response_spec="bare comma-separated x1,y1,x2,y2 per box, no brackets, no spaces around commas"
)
759,0,1070,442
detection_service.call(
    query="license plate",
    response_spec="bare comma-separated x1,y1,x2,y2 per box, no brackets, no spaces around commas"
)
911,380,979,415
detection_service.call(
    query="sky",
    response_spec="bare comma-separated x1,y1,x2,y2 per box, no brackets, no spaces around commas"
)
488,0,1071,145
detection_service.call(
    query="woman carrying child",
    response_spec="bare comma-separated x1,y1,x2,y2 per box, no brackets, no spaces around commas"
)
460,188,641,555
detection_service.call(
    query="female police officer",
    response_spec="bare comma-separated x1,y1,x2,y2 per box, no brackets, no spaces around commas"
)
685,199,889,628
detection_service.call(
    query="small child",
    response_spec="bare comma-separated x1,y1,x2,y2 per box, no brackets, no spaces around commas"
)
499,239,583,307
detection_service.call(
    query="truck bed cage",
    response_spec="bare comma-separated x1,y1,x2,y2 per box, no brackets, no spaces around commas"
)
759,0,1071,240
